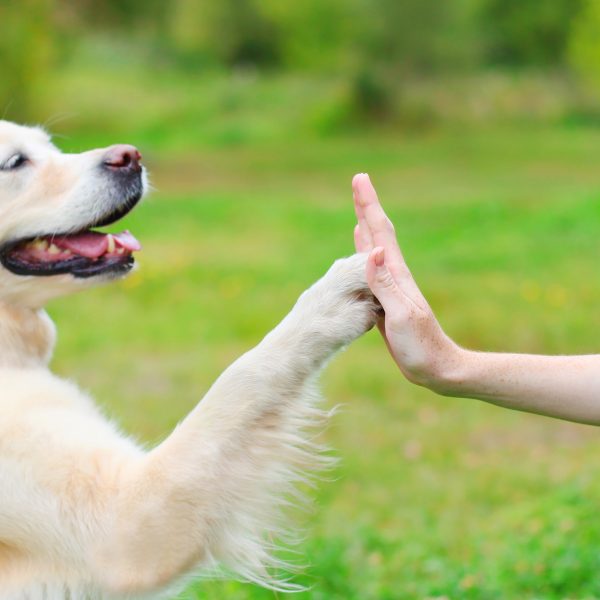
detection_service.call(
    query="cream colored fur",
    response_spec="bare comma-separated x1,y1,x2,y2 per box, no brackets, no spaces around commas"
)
0,122,378,599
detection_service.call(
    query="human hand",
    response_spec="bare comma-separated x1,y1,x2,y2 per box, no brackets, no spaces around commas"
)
352,173,463,392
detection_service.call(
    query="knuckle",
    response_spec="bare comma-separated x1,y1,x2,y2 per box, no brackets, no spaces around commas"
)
373,215,395,233
375,270,396,290
373,215,388,230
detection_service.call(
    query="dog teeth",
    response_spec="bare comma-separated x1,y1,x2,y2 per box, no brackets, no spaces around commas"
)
116,248,124,255
31,239,49,251
48,243,61,255
106,234,116,253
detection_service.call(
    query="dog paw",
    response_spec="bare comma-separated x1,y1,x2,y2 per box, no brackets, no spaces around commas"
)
303,253,381,346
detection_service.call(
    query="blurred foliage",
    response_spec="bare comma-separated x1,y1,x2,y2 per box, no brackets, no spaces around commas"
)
46,124,600,599
0,0,58,120
569,0,600,94
168,0,282,68
4,0,600,124
4,3,600,598
482,0,582,67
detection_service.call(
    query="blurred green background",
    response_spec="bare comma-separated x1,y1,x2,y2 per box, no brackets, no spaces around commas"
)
5,1,600,598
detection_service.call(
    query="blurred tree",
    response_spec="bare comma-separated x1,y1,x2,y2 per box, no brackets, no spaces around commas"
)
168,0,281,68
569,0,600,94
68,0,166,30
0,0,592,125
260,0,358,71
0,0,58,121
482,0,583,67
346,0,481,121
357,0,465,73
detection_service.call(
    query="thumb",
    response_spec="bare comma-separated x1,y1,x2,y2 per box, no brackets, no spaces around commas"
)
366,247,402,313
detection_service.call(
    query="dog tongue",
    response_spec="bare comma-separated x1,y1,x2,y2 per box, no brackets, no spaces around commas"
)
54,230,141,258
112,231,141,252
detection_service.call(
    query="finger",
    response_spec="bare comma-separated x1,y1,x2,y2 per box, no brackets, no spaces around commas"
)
353,174,404,271
354,223,373,253
352,173,374,252
367,246,428,314
365,247,404,315
354,224,370,253
355,174,428,304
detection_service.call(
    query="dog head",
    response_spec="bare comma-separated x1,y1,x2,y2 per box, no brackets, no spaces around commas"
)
0,121,147,308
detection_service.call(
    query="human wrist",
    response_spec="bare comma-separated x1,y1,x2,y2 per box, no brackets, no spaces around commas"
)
417,342,475,397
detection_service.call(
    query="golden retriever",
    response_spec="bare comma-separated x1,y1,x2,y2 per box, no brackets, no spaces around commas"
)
0,121,378,599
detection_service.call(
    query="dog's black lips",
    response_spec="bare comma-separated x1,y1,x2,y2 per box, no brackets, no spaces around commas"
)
0,252,135,279
0,182,143,279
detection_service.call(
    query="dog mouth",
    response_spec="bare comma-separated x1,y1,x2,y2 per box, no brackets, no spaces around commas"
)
0,229,142,279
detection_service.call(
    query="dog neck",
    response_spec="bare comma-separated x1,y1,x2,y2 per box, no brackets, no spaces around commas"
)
0,302,56,368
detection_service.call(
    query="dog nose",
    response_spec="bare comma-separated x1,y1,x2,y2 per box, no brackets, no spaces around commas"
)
103,145,142,173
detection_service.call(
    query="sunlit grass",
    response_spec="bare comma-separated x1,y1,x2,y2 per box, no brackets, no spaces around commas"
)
46,120,600,599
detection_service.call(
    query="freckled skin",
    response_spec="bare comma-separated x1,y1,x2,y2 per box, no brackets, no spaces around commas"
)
352,173,600,426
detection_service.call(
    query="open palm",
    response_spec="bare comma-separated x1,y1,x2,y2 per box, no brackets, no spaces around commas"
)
352,173,459,391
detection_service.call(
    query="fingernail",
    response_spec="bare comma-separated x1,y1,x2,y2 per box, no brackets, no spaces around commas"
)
374,247,384,267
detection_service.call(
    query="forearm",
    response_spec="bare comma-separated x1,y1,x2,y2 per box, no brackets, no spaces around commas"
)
350,173,600,426
437,349,600,425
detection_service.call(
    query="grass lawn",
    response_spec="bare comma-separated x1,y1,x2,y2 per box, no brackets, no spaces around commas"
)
44,112,600,599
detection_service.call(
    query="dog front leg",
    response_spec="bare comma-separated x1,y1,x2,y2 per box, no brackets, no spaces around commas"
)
90,254,378,595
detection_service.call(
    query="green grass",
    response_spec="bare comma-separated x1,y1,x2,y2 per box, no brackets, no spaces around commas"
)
40,69,600,598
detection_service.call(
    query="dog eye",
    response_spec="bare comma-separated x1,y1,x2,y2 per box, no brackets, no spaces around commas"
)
2,153,28,171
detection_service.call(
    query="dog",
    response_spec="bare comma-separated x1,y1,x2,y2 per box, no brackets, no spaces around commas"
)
0,121,378,599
